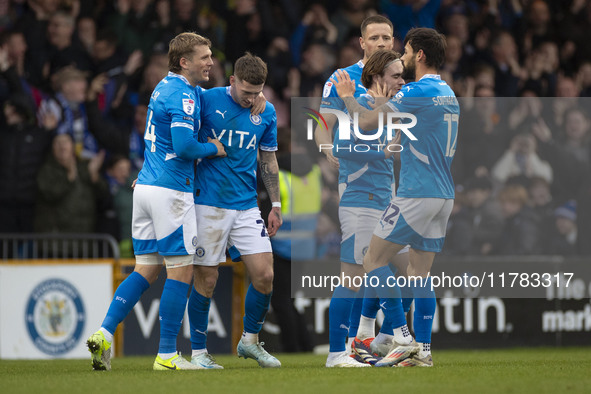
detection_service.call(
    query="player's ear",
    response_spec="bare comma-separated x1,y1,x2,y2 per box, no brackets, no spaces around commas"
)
179,56,189,70
417,49,425,63
230,75,236,86
359,36,365,51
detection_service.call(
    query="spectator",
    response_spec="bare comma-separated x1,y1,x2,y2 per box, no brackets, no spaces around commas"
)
545,200,578,255
577,61,591,97
447,176,503,255
290,4,337,67
576,169,591,255
516,0,556,57
488,30,521,97
104,155,134,257
493,184,540,255
457,85,509,181
298,42,335,97
224,0,270,64
77,16,96,54
128,93,149,171
45,10,92,78
522,41,559,97
561,108,590,166
38,66,98,159
528,176,556,248
492,132,553,184
108,0,167,56
531,107,589,200
34,133,108,234
331,0,377,47
0,93,54,235
91,29,127,75
441,34,469,93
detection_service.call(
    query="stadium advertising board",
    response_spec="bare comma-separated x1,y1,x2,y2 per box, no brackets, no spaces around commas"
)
0,263,112,359
260,294,591,351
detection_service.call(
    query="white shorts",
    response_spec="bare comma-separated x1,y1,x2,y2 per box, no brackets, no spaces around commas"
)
194,205,272,266
131,184,198,256
340,206,409,265
373,197,454,252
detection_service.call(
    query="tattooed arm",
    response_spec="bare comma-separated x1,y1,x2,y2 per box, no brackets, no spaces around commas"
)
259,150,283,236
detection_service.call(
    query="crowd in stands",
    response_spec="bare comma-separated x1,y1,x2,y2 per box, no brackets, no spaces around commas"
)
0,0,589,257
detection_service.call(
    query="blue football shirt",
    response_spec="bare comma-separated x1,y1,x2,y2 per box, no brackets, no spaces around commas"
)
334,94,395,210
137,72,202,192
386,74,459,199
195,87,278,210
320,60,367,115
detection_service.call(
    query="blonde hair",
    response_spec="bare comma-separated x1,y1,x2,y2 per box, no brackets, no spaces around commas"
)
51,66,87,92
168,32,211,73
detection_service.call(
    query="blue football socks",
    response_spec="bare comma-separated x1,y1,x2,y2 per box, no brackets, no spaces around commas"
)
328,286,356,352
243,284,272,334
158,279,190,354
101,271,150,335
367,266,406,329
188,287,210,351
348,286,365,338
411,277,436,344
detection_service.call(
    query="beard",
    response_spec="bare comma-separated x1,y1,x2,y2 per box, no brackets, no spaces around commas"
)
401,58,416,82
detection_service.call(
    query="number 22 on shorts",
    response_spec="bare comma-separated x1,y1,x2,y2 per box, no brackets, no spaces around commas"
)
381,203,400,225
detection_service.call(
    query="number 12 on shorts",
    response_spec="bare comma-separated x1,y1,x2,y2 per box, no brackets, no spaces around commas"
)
381,203,400,225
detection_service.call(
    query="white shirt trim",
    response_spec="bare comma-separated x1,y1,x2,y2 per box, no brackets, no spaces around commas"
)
420,74,441,80
167,72,193,87
171,122,194,130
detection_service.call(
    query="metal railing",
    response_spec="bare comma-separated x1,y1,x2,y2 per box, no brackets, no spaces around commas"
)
0,233,120,261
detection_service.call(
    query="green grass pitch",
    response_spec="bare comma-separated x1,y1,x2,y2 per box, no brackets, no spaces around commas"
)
1,347,590,394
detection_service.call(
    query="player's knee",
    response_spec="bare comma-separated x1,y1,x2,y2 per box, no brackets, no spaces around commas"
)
202,271,219,293
253,269,274,293
134,254,163,284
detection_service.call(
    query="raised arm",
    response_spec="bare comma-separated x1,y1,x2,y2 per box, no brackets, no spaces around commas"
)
331,69,392,131
259,150,283,236
314,113,339,167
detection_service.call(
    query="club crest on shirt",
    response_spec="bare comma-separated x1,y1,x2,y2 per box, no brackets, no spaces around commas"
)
250,114,262,125
183,98,195,115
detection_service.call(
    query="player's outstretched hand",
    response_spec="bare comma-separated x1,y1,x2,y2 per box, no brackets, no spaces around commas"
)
208,137,227,157
251,92,267,115
267,207,283,237
330,70,355,98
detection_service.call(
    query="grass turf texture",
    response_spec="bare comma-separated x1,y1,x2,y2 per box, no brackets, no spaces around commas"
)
1,347,589,394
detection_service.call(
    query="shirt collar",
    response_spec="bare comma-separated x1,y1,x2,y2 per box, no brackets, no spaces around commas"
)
420,74,441,80
167,71,192,86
